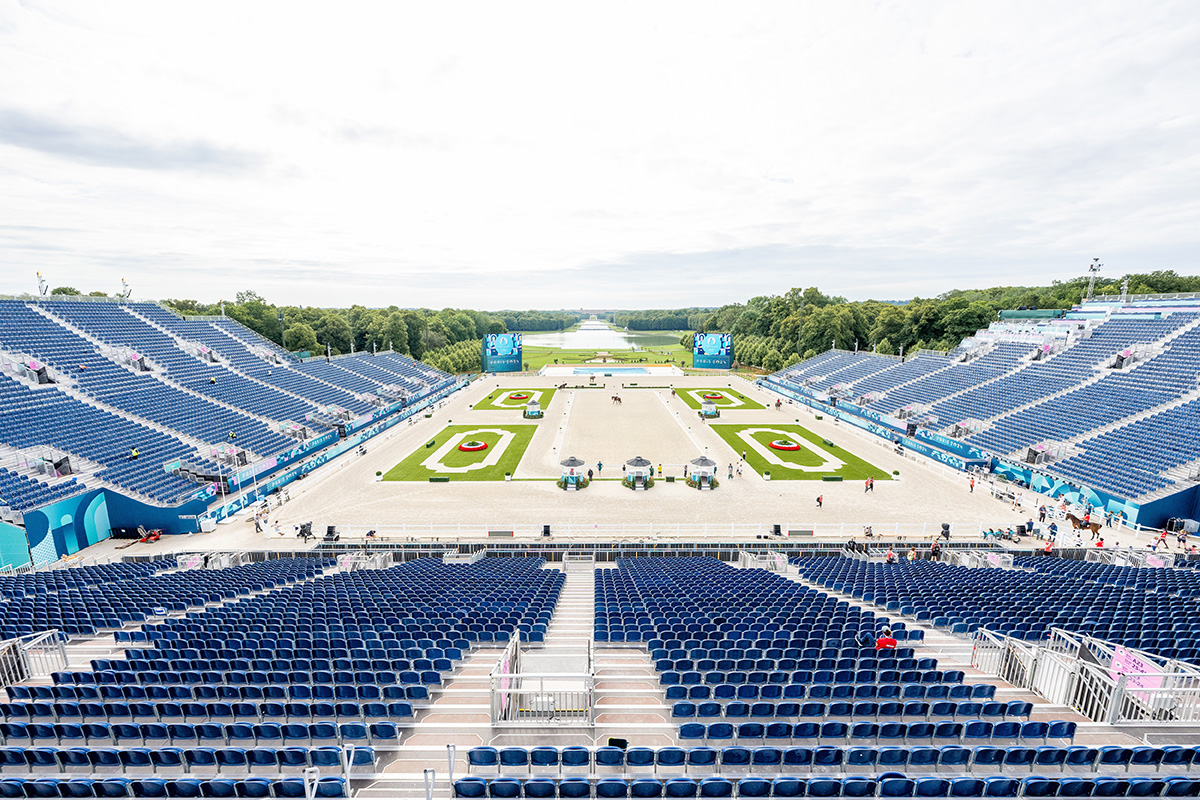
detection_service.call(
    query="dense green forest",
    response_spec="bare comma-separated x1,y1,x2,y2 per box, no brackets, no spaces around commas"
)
679,271,1200,372
45,270,1200,374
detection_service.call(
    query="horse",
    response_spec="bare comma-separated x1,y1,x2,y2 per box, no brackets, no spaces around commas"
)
1065,512,1102,535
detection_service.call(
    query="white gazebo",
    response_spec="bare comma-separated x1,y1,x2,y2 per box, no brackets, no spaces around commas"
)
700,400,719,418
624,456,653,491
559,456,586,490
689,456,717,490
524,400,543,419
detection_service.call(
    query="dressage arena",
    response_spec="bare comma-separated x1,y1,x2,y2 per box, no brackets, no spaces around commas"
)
140,375,1050,549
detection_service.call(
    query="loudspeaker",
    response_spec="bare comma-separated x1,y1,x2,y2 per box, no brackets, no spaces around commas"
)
543,525,551,537
1017,524,1027,536
906,422,918,438
327,526,337,536
940,523,951,541
773,525,782,536
608,737,629,751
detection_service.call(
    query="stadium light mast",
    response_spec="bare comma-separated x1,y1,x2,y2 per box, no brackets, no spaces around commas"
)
1085,258,1102,300
1121,276,1130,303
36,272,49,297
120,278,132,301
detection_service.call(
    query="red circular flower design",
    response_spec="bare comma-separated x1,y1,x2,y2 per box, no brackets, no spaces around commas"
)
703,393,724,400
768,439,801,451
458,440,489,452
509,393,530,400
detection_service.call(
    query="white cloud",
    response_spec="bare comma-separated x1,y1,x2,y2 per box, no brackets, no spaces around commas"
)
0,0,1196,309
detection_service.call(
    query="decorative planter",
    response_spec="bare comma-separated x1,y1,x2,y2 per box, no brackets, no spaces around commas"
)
703,393,725,400
509,393,530,400
769,439,801,451
458,440,489,452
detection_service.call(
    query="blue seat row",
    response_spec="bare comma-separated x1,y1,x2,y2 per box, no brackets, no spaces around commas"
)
0,699,414,723
664,686,996,703
469,744,1192,776
675,720,1071,746
670,702,1031,723
0,720,402,747
9,683,429,703
0,775,347,797
454,774,1198,798
0,743,374,773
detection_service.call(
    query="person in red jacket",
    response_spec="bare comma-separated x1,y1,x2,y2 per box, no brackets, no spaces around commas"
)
875,627,898,651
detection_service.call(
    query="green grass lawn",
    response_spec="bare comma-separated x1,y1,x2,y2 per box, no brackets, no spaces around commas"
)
382,424,537,481
711,423,890,481
473,387,557,411
675,387,766,410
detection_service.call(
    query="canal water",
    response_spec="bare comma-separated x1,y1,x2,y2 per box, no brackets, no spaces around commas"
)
522,320,682,350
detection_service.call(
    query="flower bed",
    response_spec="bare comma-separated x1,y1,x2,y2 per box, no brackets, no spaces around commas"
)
508,393,530,400
703,393,725,400
458,440,489,452
768,439,802,451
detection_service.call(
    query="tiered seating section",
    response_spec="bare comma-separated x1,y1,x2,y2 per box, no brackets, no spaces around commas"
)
793,557,1200,662
768,303,1200,500
0,559,323,640
0,556,563,798
0,299,453,509
0,468,83,514
456,557,1162,800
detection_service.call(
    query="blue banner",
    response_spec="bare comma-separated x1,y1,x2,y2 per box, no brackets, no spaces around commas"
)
482,334,523,372
693,333,733,370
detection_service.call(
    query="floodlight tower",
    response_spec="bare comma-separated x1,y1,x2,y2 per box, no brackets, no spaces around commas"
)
36,272,49,297
120,278,132,301
1085,258,1102,300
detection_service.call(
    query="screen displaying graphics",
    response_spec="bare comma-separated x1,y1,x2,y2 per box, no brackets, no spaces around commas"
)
693,332,734,369
481,333,523,372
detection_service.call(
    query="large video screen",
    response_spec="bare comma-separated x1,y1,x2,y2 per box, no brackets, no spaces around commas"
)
481,333,523,372
693,332,733,369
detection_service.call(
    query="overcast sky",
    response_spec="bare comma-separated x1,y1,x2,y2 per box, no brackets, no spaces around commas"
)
0,1,1197,310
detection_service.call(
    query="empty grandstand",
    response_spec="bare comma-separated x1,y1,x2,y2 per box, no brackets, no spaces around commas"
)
0,547,1194,798
0,296,458,558
763,295,1200,529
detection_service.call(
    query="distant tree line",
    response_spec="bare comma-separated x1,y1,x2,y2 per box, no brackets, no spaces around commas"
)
500,312,581,331
157,291,509,363
613,310,707,331
46,269,1200,374
667,271,1200,372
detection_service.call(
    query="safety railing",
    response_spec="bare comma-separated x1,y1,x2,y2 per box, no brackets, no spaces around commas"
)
973,625,1200,726
0,630,69,687
442,549,486,565
1072,660,1119,723
738,551,786,570
491,677,594,724
563,551,596,572
969,628,1006,675
490,635,594,727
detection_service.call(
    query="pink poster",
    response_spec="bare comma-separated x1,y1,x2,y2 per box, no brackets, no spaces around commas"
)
1110,645,1164,700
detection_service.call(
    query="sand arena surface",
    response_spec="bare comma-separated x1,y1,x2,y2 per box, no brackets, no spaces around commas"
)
223,377,1042,535
83,375,1138,557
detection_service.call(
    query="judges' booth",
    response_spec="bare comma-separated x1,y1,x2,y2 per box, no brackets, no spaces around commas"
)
624,456,653,491
689,456,717,490
523,400,543,419
559,456,586,491
700,400,719,418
